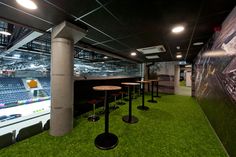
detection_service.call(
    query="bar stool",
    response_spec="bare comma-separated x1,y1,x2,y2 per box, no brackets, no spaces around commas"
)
111,93,120,109
87,99,100,122
97,96,105,114
123,86,129,101
116,91,126,105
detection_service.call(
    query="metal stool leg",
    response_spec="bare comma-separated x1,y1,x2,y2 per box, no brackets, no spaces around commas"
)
88,103,100,122
111,95,119,110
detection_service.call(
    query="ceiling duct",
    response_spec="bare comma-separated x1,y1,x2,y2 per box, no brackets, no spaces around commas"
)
137,45,166,55
145,55,160,59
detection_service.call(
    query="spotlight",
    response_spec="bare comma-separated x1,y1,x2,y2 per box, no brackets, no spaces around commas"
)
16,0,38,10
131,52,137,56
172,25,184,33
176,54,182,58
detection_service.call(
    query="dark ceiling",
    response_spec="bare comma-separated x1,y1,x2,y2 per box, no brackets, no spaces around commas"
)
0,0,235,63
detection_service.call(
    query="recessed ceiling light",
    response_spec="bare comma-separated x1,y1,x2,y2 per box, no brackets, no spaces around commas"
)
131,52,137,56
172,26,185,33
0,31,11,36
176,54,182,58
104,56,108,59
176,46,180,50
16,0,38,10
193,42,204,46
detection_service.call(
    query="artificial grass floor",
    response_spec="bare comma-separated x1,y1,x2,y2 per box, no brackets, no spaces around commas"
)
179,80,186,86
0,94,227,157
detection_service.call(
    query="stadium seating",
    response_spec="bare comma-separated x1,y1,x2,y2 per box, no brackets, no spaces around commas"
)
0,77,51,105
0,78,25,90
37,77,50,88
0,91,32,104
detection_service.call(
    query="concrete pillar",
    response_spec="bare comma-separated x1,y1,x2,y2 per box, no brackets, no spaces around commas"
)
50,38,74,136
50,21,86,136
174,65,180,94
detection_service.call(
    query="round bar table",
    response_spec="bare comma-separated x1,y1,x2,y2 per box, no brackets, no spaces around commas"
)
153,80,161,98
121,82,139,124
147,80,157,103
93,85,121,150
137,80,150,110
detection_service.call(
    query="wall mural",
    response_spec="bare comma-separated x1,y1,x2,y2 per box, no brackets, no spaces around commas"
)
194,7,236,157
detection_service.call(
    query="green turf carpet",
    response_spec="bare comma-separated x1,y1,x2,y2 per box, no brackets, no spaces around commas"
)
0,94,227,157
179,80,186,86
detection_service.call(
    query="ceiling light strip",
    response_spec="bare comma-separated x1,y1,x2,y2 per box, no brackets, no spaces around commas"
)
84,37,121,52
75,6,103,21
44,0,131,50
43,0,78,19
96,0,124,25
75,1,111,20
79,19,130,49
0,2,53,25
165,42,174,60
185,0,204,60
93,33,138,46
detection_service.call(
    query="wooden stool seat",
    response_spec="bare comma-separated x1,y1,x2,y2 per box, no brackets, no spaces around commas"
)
87,99,98,105
111,93,120,109
87,99,100,122
117,91,126,105
111,93,120,97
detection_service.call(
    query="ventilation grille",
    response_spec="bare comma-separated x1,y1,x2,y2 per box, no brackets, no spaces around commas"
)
137,45,166,55
146,55,160,59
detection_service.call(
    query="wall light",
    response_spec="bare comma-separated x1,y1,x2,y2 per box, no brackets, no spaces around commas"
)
172,26,185,33
16,0,38,10
131,52,137,56
193,42,204,46
203,50,226,57
0,31,11,36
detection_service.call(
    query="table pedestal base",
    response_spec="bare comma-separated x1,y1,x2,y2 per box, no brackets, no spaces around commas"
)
148,100,157,103
137,105,149,110
95,133,118,150
122,115,138,124
116,102,126,105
